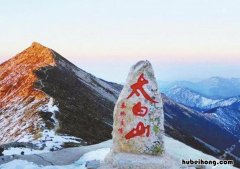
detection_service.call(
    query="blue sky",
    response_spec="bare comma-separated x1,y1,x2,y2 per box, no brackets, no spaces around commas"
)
0,0,240,83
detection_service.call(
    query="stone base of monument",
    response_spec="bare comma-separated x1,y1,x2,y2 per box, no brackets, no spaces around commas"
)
99,151,182,169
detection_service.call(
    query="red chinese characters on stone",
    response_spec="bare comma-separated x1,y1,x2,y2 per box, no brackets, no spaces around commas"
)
132,102,148,117
125,122,150,140
121,102,126,109
120,111,126,116
127,73,158,103
121,119,125,126
124,74,158,140
118,128,123,134
118,102,126,135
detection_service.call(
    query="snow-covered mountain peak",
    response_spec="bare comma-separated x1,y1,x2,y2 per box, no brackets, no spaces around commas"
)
0,43,119,151
165,86,220,110
0,42,58,146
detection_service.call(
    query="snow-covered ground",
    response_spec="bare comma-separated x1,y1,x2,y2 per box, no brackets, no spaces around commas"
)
3,130,83,155
0,136,237,169
3,147,49,156
18,130,82,151
0,148,110,169
3,97,84,156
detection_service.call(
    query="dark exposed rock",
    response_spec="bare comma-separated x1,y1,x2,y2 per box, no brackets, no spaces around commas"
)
0,142,37,150
0,147,3,156
85,160,100,169
34,50,119,145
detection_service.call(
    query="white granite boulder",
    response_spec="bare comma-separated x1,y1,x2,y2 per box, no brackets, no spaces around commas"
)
112,60,164,155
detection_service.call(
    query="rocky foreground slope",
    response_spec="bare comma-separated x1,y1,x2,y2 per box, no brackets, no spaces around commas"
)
0,136,237,169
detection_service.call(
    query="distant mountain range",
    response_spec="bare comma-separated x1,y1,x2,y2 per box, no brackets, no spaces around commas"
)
165,86,240,111
162,94,240,166
160,77,240,99
163,83,240,137
162,77,240,136
162,78,240,167
0,43,239,167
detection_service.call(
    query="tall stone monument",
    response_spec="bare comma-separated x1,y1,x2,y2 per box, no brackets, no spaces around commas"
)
103,61,178,169
112,60,164,155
